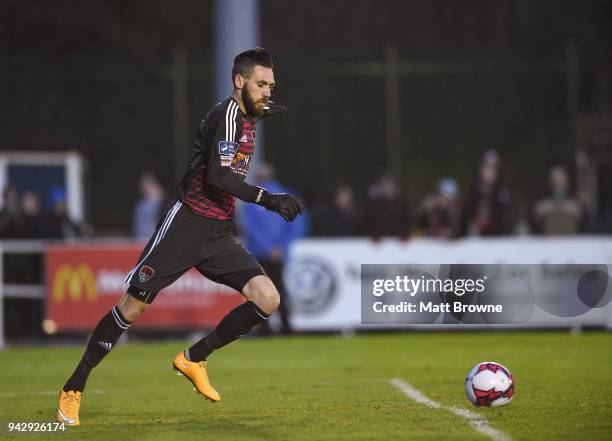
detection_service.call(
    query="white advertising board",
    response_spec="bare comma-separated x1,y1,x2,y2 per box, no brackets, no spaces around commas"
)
284,237,612,330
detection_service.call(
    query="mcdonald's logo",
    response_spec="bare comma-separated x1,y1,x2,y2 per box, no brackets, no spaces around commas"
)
52,264,97,303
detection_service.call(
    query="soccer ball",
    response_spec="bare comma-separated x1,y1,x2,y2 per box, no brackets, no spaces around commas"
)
465,362,514,407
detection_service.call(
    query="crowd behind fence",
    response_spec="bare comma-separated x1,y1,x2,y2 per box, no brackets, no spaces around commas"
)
0,150,600,242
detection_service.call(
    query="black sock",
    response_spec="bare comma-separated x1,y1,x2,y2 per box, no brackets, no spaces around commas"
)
63,305,131,392
188,301,269,362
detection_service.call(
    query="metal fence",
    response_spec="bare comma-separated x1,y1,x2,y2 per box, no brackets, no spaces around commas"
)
1,49,573,232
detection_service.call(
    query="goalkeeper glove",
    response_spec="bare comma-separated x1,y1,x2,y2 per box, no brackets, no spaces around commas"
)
255,187,303,222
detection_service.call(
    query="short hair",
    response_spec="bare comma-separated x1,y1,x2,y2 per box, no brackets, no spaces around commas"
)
232,47,273,82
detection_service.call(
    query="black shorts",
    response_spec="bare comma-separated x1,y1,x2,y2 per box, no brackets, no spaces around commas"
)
124,200,264,304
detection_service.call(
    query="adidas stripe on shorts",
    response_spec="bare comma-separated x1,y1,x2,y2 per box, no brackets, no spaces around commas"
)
124,200,264,304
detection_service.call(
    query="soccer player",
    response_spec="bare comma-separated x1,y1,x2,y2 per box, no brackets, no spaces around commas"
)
57,48,303,426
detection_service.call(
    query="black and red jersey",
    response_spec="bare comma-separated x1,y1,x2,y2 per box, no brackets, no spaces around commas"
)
178,97,260,220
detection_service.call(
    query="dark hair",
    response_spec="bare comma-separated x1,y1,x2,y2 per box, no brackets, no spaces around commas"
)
231,47,273,82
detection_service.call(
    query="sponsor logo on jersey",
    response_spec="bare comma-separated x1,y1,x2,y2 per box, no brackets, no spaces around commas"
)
52,264,97,303
139,265,155,283
230,151,252,176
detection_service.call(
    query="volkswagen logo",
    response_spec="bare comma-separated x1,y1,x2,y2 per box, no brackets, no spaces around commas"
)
283,255,337,315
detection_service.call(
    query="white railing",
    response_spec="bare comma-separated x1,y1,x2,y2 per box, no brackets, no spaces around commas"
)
0,240,46,349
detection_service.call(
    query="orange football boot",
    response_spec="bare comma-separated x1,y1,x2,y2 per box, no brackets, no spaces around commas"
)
172,351,221,402
57,390,82,426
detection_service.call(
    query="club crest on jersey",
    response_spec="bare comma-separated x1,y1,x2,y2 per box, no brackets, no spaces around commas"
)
139,266,155,283
239,134,248,143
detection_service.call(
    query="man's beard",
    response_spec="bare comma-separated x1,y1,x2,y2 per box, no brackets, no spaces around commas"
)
241,87,266,117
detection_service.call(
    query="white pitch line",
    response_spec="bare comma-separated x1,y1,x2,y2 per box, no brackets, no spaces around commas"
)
390,378,513,441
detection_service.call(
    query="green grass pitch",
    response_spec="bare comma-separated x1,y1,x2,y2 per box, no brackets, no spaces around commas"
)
1,331,611,440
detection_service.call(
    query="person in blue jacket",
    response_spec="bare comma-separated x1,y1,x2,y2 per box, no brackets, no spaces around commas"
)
241,162,305,334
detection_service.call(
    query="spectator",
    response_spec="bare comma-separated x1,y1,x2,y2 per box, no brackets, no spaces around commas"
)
364,172,411,239
577,187,598,233
463,150,511,236
317,183,362,236
241,163,304,335
419,178,462,239
132,171,166,239
0,183,20,238
532,166,583,235
17,191,44,238
295,187,319,237
45,187,85,239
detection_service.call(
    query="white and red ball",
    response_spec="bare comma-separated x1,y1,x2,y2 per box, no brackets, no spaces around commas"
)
465,362,514,407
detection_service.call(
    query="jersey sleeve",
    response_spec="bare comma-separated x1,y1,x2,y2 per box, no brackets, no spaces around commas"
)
205,103,259,202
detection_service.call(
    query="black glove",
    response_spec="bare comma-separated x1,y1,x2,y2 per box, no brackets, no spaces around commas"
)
255,187,303,221
260,101,288,119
